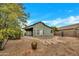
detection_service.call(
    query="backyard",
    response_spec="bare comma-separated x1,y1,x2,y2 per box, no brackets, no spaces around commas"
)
0,36,79,56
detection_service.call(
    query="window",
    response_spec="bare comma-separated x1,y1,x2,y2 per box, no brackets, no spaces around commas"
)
36,30,44,35
37,30,39,35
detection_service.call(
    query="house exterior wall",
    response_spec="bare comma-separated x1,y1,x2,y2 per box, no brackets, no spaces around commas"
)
76,29,79,37
63,29,76,37
32,23,53,36
25,31,32,36
55,29,78,37
55,23,79,37
55,31,62,36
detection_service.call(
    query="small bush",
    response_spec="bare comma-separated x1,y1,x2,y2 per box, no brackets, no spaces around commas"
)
0,28,22,40
0,29,8,50
0,29,8,42
7,28,21,40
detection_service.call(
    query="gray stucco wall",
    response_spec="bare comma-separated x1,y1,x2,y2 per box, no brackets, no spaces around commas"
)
32,23,53,36
25,31,32,36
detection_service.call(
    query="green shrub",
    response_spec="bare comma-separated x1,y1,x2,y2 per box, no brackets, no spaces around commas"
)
0,29,8,42
7,28,21,40
14,31,21,39
0,28,22,40
0,34,4,42
7,29,15,40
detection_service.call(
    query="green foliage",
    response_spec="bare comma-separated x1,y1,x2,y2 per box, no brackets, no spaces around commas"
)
7,28,22,40
52,27,59,32
0,33,4,41
0,3,28,40
0,29,8,41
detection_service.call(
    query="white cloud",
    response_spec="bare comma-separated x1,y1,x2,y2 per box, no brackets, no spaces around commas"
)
42,16,79,27
27,16,79,27
27,20,32,25
66,16,79,24
27,19,36,26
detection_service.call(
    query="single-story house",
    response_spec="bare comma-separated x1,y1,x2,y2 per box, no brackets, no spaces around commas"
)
59,23,79,30
24,22,54,36
55,23,79,37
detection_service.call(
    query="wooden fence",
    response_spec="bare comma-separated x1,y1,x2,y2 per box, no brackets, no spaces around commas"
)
55,28,79,37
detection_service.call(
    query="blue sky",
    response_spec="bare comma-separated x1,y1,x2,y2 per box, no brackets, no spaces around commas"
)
23,3,79,27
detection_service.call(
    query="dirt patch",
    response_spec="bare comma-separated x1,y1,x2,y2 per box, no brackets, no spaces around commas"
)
0,36,79,56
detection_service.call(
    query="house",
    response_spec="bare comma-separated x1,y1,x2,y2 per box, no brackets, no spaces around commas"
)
59,23,79,30
55,23,79,37
24,22,53,36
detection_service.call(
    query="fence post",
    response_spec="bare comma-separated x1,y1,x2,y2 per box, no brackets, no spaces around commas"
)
74,29,77,37
61,30,64,37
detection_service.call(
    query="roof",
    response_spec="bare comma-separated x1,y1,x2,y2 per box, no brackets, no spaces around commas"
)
25,22,52,29
59,23,79,30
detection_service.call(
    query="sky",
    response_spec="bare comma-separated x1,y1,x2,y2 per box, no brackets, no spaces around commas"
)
23,3,79,27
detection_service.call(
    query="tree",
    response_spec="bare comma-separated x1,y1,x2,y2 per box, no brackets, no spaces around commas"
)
0,4,27,28
0,3,28,49
0,3,28,40
51,26,59,35
52,27,58,31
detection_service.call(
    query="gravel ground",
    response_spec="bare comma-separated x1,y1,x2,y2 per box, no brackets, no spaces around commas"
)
0,36,79,56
